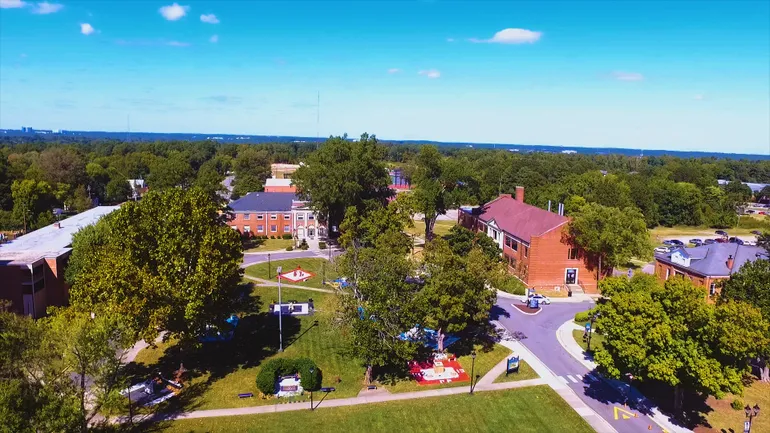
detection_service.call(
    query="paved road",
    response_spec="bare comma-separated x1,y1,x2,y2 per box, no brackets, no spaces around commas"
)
241,249,341,268
495,299,672,433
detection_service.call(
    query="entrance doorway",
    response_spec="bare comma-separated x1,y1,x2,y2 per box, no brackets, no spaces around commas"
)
308,227,315,239
297,227,305,239
565,268,578,285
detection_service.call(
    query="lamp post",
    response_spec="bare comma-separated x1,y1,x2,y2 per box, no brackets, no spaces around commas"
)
587,313,597,352
744,404,760,433
322,261,325,286
277,266,283,352
309,367,314,410
469,351,477,395
268,253,271,279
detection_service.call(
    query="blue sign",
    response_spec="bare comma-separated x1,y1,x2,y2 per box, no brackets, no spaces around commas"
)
585,322,592,331
507,356,520,372
627,269,633,278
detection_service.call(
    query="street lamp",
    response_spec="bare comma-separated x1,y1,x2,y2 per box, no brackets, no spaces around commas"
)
268,253,271,279
309,367,314,410
587,313,598,352
469,351,477,395
744,404,760,433
277,266,283,352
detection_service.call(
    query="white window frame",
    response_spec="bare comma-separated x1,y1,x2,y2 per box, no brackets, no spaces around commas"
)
284,213,291,219
270,214,278,220
271,225,277,232
244,226,251,233
257,214,264,220
257,225,264,232
243,214,251,220
284,224,291,232
297,213,304,220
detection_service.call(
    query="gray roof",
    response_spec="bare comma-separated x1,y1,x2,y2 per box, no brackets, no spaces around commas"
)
229,192,297,212
655,243,768,277
717,179,769,193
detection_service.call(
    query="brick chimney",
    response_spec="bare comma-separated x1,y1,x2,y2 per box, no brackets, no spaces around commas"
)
726,255,734,270
515,186,525,202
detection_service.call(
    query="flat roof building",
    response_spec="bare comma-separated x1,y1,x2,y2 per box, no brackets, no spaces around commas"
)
0,206,119,317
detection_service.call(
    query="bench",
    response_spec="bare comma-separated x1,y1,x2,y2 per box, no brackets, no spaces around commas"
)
238,393,254,398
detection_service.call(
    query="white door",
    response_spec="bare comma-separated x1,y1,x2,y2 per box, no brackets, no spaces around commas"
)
23,294,34,316
297,227,305,239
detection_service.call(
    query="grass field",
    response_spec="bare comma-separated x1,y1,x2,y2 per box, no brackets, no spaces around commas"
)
572,329,605,354
382,343,511,393
244,258,338,289
244,238,293,252
406,219,456,239
152,385,594,433
701,380,769,433
493,360,539,383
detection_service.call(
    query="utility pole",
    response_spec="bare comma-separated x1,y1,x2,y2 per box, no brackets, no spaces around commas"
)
277,266,283,352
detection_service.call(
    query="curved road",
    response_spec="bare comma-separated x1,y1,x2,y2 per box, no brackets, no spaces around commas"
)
495,298,676,433
241,249,342,268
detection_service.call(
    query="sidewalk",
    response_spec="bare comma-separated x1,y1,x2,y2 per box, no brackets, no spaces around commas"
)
555,319,692,433
243,275,335,294
496,290,595,304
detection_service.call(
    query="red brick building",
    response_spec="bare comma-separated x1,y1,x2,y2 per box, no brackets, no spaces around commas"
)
0,206,119,317
228,192,327,240
458,188,598,293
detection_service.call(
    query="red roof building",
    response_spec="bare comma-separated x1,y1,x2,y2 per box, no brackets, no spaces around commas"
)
458,187,598,293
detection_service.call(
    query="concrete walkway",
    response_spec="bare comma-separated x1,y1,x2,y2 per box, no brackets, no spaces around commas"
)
556,319,692,433
496,290,596,304
243,275,335,294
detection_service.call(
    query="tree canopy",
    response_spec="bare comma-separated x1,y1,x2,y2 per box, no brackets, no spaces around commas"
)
66,187,243,342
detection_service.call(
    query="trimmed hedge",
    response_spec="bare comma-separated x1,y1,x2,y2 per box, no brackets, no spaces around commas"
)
299,239,309,250
574,311,591,323
286,246,294,251
282,234,293,240
731,398,744,410
255,357,322,395
318,241,327,250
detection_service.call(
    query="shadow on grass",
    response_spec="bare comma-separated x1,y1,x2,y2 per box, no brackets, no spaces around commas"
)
122,282,304,415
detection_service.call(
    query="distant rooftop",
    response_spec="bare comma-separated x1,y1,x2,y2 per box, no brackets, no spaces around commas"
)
265,178,293,187
655,243,768,277
0,206,119,265
717,179,769,193
462,194,568,244
229,192,297,212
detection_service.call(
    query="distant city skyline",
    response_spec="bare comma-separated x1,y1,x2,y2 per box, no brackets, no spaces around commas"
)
1,1,769,154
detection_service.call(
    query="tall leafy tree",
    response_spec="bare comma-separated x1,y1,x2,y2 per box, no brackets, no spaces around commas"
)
412,145,468,241
567,202,652,280
231,147,270,199
595,276,770,411
442,225,501,263
147,152,195,190
293,133,392,236
11,179,52,233
719,258,770,382
66,187,243,342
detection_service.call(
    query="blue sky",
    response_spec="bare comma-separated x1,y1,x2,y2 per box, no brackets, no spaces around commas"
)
1,1,769,154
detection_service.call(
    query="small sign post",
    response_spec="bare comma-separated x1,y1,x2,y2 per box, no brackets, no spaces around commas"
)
744,420,750,433
506,355,520,376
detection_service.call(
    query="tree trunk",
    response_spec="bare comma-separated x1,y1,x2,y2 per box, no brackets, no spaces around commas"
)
673,384,683,413
80,370,87,433
760,357,770,383
424,216,436,242
597,255,603,282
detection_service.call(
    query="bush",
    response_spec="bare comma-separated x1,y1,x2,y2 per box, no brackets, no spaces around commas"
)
575,311,591,323
731,398,744,411
299,239,309,250
318,241,327,250
255,358,321,395
282,234,293,240
286,246,294,251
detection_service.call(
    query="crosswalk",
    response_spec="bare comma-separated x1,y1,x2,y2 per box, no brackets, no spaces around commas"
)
556,373,601,385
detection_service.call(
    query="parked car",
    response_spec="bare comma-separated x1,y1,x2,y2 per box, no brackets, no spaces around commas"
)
654,246,669,254
689,238,703,244
663,239,684,246
715,230,728,236
729,237,745,245
746,210,756,214
752,230,763,235
522,294,551,305
715,238,728,243
704,239,716,245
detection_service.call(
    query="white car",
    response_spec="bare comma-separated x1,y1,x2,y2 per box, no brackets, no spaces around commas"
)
654,246,669,254
522,294,551,305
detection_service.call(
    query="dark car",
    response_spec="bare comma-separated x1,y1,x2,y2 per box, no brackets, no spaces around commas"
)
715,237,728,243
729,237,745,245
704,239,716,245
689,238,703,244
752,230,763,236
715,230,728,237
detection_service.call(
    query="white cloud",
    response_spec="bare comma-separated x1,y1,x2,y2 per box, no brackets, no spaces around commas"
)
80,23,95,35
209,34,218,43
31,2,62,14
387,68,401,74
166,40,190,47
446,37,455,42
418,69,441,79
693,94,705,100
20,53,27,58
159,3,188,21
470,28,542,44
0,0,26,8
612,71,644,81
200,13,219,24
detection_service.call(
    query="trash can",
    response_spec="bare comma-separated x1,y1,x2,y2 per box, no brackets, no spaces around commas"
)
568,289,573,297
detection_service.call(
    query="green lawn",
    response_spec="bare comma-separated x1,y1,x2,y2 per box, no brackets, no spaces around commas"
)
493,360,539,383
382,343,511,393
244,258,338,289
572,329,605,354
244,238,293,252
129,283,360,412
702,380,770,433
151,385,594,433
406,219,456,239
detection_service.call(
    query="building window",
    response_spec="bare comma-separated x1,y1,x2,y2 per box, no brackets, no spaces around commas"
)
244,226,251,233
283,225,290,232
271,214,277,220
231,226,238,230
297,213,304,220
243,214,251,220
257,225,264,232
665,269,670,280
271,225,277,232
492,230,499,241
709,282,717,296
505,236,512,248
524,246,529,258
568,248,578,260
308,213,314,220
284,213,291,219
257,215,264,220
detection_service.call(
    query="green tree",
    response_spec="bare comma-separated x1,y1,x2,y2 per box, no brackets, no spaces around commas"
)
232,148,270,199
723,180,753,203
147,152,195,190
595,276,770,411
442,225,501,263
11,179,52,233
67,187,243,342
719,258,770,382
105,178,131,203
412,145,468,241
339,198,413,255
36,147,86,187
293,133,392,236
567,203,652,280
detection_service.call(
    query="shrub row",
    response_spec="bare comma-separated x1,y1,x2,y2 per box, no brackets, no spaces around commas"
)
255,357,322,395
